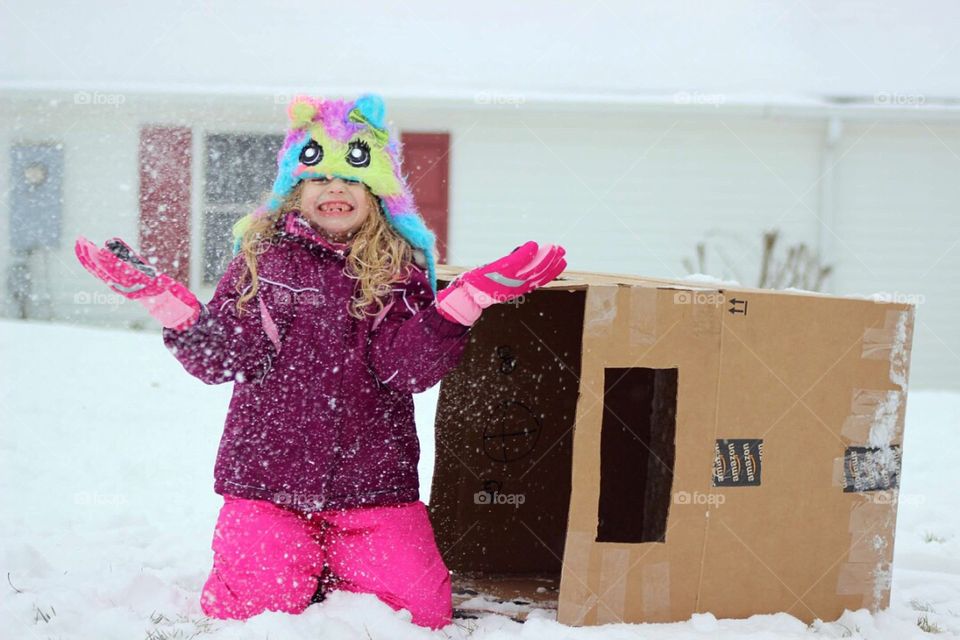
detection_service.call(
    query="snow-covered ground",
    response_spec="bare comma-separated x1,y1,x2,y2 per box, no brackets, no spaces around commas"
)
1,318,958,639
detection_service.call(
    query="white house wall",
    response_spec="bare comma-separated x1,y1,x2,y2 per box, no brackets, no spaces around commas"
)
432,109,824,280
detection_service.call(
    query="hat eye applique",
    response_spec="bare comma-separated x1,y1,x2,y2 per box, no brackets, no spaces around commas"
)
299,140,323,166
346,140,371,168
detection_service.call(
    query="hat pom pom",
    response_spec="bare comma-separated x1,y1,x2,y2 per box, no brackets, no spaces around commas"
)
288,96,319,128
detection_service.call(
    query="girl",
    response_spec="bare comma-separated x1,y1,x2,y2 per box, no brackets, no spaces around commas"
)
74,94,567,629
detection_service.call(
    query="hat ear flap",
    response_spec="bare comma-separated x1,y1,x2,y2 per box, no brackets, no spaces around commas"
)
288,96,319,128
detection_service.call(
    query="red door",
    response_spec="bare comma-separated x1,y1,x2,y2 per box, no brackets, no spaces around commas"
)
400,132,450,264
139,126,192,284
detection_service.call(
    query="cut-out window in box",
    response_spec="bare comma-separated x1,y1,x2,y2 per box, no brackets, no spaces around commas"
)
597,367,678,543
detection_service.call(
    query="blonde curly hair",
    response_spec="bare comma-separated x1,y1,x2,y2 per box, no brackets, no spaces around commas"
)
234,181,415,319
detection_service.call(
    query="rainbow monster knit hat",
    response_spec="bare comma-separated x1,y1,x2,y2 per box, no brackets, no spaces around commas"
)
231,94,440,292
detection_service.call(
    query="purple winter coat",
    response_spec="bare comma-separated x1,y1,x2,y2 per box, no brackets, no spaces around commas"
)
162,211,472,512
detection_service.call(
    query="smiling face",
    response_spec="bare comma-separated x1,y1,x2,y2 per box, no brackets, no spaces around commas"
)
299,176,372,243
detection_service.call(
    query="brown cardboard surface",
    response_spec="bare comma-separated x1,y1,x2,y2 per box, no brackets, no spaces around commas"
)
428,265,915,626
696,292,913,622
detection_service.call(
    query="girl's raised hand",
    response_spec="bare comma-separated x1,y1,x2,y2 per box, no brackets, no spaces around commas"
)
435,240,567,326
74,236,202,331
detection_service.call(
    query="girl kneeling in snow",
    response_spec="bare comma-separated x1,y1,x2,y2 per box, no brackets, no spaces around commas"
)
75,93,566,629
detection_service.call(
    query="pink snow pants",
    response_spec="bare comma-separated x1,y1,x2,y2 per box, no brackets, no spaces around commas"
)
199,494,452,629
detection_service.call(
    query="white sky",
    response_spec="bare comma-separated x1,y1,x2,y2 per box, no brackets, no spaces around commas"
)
2,0,959,102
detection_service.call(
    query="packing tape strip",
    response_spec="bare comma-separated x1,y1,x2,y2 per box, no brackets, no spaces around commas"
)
561,534,672,625
847,526,890,563
848,499,889,534
824,305,911,608
835,561,873,598
830,453,903,490
835,561,893,610
861,308,914,390
627,286,658,347
834,307,911,608
835,499,895,609
641,560,671,620
584,286,619,339
860,309,903,361
831,455,846,488
834,384,906,488
584,284,657,349
834,308,912,486
558,530,598,625
690,290,723,338
840,388,905,445
595,547,631,624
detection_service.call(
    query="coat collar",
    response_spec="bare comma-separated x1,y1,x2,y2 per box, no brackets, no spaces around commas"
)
280,211,351,257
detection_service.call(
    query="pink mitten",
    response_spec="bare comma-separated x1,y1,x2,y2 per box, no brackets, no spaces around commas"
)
74,236,201,331
435,241,567,326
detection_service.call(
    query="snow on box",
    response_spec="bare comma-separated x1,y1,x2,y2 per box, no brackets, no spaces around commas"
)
429,266,917,625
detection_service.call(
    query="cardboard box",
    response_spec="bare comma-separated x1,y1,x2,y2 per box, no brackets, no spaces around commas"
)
429,266,915,625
